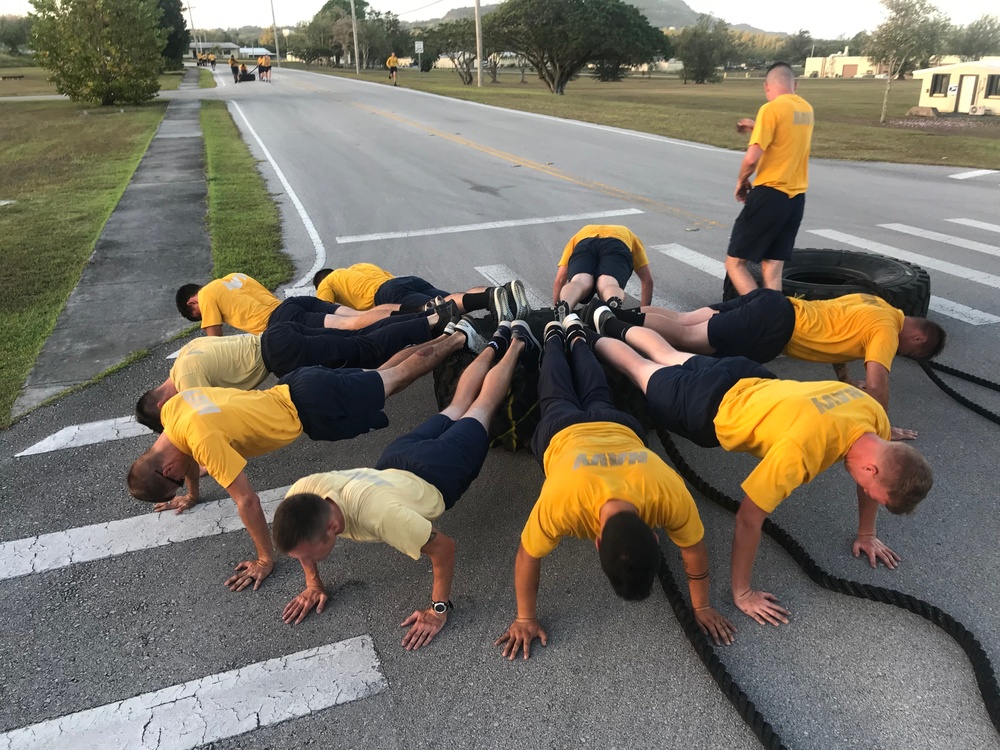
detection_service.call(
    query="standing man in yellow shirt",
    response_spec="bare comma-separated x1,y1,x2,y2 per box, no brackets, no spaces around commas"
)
271,318,538,645
386,51,399,85
262,54,271,82
229,55,239,83
208,52,216,70
552,224,653,319
495,314,734,660
728,62,814,295
591,320,933,628
127,332,468,603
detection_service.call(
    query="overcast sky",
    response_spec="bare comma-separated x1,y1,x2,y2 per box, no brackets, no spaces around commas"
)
4,0,995,40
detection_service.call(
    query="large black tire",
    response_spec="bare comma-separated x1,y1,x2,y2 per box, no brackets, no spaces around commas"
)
432,309,654,454
722,248,931,317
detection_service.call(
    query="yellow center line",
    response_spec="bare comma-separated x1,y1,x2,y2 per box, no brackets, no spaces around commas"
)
352,102,723,229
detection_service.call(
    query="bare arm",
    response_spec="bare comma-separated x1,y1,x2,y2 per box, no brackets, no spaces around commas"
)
864,361,890,412
679,540,735,645
731,495,789,626
853,484,900,570
735,144,764,202
552,265,569,305
495,543,548,659
634,264,654,307
203,325,223,336
400,529,456,650
223,471,275,591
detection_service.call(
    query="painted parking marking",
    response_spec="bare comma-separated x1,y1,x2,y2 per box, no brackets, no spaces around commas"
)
0,487,288,581
336,208,644,244
15,417,151,457
948,169,999,180
879,223,1000,258
0,636,386,750
653,243,726,279
809,229,1000,291
946,218,1000,234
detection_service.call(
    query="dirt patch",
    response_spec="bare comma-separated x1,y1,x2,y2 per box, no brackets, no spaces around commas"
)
885,116,1000,138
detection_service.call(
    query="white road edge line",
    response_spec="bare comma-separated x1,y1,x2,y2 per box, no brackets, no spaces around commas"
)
948,169,999,180
0,486,290,581
0,635,386,750
808,229,1000,290
231,101,326,288
336,208,644,244
946,218,1000,234
16,417,151,457
879,223,1000,258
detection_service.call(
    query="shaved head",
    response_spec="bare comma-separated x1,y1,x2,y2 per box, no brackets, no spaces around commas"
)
764,62,796,99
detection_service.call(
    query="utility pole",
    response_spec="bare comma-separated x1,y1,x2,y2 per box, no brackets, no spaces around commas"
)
473,0,483,87
184,4,199,57
349,0,361,74
269,0,281,66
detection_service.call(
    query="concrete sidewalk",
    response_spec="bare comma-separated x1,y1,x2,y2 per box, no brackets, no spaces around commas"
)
13,67,211,416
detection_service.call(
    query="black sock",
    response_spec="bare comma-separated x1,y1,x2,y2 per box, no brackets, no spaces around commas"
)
584,328,602,348
398,303,424,313
615,308,646,325
603,317,633,342
463,291,489,312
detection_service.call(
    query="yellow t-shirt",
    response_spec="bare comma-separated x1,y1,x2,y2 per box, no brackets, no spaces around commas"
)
229,57,237,66
749,94,814,197
521,423,704,558
197,273,281,335
785,294,905,371
263,56,270,66
286,469,445,560
387,55,399,67
162,386,303,489
170,335,268,392
315,263,394,310
257,56,264,66
714,378,891,513
557,225,649,269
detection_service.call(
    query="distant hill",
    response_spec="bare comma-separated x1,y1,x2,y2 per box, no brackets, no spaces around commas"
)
418,0,780,35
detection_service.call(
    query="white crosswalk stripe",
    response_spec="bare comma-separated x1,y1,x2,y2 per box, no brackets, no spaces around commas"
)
947,218,1000,234
0,636,386,750
474,265,548,309
928,297,1000,326
0,486,289,581
808,229,1000,291
948,169,999,180
879,223,1000,258
15,416,151,457
654,243,726,279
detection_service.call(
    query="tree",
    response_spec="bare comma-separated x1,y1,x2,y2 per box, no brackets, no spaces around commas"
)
31,0,167,106
589,3,666,82
321,0,369,22
0,15,32,55
777,29,814,65
259,25,275,48
673,15,733,83
950,15,1000,61
864,0,949,123
157,0,190,70
490,0,663,94
426,19,477,84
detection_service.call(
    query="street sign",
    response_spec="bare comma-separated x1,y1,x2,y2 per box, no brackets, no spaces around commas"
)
415,41,424,54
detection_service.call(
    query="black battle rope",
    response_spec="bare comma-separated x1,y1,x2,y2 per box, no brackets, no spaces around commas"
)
920,361,1000,427
656,430,1000,738
657,553,787,749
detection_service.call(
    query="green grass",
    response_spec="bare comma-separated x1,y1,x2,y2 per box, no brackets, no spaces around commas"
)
0,100,166,425
287,65,1000,168
198,67,216,89
201,100,291,287
0,66,192,96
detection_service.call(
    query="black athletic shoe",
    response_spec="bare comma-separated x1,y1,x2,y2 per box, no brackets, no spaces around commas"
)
430,303,458,337
593,305,615,336
448,318,488,353
543,320,565,348
563,313,587,346
580,297,606,329
605,295,624,310
424,295,445,313
487,286,515,322
511,319,541,354
487,321,513,356
504,280,531,320
555,300,571,322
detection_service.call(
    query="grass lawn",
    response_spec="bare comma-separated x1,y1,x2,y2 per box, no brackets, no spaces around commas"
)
0,66,188,96
288,65,1000,168
201,100,290,287
198,67,216,89
0,100,166,426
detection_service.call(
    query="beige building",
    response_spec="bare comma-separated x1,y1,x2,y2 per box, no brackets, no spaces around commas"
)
912,59,1000,114
804,53,963,79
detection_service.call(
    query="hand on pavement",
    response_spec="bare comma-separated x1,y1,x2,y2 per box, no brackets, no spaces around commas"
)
153,494,198,514
734,589,790,626
694,606,737,645
400,608,447,650
890,426,918,441
494,618,548,660
282,586,328,624
853,535,900,569
225,559,274,592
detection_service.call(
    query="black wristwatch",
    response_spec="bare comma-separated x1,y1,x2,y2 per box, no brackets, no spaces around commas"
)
432,600,453,614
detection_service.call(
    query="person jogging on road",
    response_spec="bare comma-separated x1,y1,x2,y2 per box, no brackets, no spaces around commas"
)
386,52,399,85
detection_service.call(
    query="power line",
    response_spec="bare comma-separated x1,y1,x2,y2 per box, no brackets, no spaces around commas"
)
396,0,451,17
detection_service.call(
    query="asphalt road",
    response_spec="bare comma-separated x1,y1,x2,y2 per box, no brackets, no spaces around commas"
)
2,66,1000,749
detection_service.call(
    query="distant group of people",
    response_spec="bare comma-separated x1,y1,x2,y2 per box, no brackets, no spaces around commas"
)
196,52,216,70
122,62,947,659
223,53,271,84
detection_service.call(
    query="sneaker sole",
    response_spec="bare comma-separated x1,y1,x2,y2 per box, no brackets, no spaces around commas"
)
507,280,531,319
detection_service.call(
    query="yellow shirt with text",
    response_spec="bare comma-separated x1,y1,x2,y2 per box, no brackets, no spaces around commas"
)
520,422,703,558
162,386,302,489
557,225,650,269
749,94,814,197
170,335,268,392
197,273,281,335
315,263,394,309
287,469,445,560
785,294,904,371
713,378,890,513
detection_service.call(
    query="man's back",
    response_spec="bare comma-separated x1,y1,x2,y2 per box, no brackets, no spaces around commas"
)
316,263,394,309
197,273,281,334
749,93,814,197
170,335,268,391
785,294,904,369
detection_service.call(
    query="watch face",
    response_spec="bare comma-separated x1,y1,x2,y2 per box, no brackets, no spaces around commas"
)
433,602,448,614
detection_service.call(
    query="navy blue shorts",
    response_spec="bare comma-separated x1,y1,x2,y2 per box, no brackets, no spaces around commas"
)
374,276,449,308
727,186,805,263
268,297,341,329
707,288,796,363
280,366,388,442
566,237,634,288
375,414,489,509
645,356,776,448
